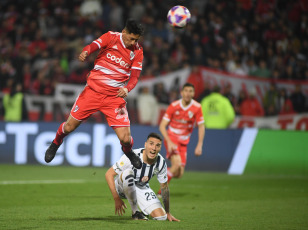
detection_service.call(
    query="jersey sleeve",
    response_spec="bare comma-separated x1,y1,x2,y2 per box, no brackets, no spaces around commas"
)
112,154,132,175
131,49,143,71
157,160,168,184
162,104,174,122
196,106,205,125
92,32,111,50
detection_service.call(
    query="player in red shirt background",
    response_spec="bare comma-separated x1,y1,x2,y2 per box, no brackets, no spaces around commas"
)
45,19,144,169
158,83,205,194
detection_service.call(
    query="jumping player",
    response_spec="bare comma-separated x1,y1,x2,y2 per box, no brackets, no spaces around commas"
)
158,83,205,195
45,19,144,169
105,132,179,221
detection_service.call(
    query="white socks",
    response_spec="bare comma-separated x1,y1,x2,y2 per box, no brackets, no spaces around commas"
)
121,169,138,214
153,214,167,220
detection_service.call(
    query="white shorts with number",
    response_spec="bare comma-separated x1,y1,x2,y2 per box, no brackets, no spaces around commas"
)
115,177,164,215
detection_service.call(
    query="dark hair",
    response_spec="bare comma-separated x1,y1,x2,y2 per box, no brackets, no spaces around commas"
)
147,132,162,142
125,19,144,35
213,85,220,92
182,82,195,90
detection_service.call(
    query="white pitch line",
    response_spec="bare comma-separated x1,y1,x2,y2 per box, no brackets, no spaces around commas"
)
0,179,87,185
228,128,258,175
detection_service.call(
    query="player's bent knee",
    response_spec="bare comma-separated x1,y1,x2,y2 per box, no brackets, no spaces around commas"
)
177,171,184,178
64,123,77,133
172,168,182,178
173,164,182,171
114,127,131,144
153,214,167,221
171,172,178,178
119,132,131,144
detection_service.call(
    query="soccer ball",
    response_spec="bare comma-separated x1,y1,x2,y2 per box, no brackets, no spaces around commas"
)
167,5,191,28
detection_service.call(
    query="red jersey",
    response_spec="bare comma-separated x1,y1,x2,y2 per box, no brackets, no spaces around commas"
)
163,99,204,145
240,98,265,117
87,31,143,95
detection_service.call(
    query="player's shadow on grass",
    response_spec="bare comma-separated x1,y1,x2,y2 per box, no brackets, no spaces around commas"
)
49,216,132,224
74,216,131,222
170,192,186,198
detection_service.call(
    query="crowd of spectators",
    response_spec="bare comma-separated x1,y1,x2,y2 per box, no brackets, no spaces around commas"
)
1,0,308,120
150,78,306,117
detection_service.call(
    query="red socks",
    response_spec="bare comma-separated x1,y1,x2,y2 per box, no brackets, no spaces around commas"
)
121,136,134,154
53,122,68,145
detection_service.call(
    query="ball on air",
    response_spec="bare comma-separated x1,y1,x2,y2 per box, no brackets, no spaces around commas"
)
167,5,191,28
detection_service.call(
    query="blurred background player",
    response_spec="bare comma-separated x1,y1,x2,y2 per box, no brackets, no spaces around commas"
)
158,83,205,195
2,82,28,122
200,85,235,129
105,132,179,221
45,19,144,169
137,86,159,126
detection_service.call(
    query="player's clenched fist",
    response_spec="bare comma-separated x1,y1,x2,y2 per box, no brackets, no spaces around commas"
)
79,51,88,62
167,140,177,153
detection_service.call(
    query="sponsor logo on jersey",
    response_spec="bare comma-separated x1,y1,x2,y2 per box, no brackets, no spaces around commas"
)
141,176,149,183
106,53,130,68
130,51,135,60
112,45,118,50
73,105,79,112
115,163,121,171
174,118,188,124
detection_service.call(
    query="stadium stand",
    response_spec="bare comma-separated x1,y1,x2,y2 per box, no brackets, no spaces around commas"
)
0,0,307,122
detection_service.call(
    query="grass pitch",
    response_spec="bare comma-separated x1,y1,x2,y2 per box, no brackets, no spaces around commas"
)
0,165,307,230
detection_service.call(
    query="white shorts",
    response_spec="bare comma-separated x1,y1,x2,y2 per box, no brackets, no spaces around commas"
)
115,177,164,215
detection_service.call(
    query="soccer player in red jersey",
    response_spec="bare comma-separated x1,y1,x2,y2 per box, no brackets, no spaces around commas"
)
158,83,205,194
45,19,144,169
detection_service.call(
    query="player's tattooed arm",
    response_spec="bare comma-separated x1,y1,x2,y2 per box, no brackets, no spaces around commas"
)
161,182,170,213
160,182,180,221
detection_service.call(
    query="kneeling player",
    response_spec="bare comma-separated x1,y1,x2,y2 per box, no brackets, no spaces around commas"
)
105,133,179,221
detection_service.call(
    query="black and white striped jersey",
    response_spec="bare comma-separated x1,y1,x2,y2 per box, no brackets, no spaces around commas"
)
113,148,168,188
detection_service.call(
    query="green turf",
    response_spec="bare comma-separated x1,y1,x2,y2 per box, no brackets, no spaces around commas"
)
0,165,307,230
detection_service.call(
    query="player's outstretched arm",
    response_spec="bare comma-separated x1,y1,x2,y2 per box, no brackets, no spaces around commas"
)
105,167,127,215
159,119,177,153
161,182,180,222
194,123,205,157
